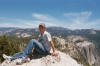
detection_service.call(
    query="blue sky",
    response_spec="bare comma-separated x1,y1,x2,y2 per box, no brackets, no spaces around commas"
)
0,0,100,29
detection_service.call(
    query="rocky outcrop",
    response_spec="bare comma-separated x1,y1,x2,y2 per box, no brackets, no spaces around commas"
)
53,36,100,66
66,35,100,66
77,41,95,65
1,51,81,66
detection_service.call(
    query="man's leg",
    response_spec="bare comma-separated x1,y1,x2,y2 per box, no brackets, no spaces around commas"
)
23,39,46,55
12,39,46,59
11,51,27,59
11,39,36,59
3,39,46,60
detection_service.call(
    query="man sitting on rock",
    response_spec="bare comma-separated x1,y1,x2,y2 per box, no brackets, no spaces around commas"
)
3,23,58,63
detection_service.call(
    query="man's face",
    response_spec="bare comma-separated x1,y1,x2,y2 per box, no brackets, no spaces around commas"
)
39,26,45,34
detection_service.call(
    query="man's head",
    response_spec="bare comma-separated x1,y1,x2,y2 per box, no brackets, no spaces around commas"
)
39,23,46,34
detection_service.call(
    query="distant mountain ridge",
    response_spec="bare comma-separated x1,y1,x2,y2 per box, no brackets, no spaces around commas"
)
0,27,100,37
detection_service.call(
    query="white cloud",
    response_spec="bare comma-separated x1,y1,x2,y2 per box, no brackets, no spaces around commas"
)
0,17,59,28
64,11,100,29
69,19,100,30
64,11,92,19
0,17,7,20
0,23,24,28
0,12,100,29
25,20,58,27
32,13,62,27
0,13,64,28
32,13,55,21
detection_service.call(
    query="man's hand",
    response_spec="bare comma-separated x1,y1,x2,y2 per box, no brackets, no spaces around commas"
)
52,52,58,56
49,40,58,56
31,48,34,56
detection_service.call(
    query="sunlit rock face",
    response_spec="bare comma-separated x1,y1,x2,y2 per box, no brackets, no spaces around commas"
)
77,41,96,65
66,35,100,66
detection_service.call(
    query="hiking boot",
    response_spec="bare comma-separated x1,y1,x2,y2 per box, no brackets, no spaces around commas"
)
3,54,12,63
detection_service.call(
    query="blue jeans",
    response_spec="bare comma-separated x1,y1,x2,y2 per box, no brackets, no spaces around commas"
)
11,39,47,59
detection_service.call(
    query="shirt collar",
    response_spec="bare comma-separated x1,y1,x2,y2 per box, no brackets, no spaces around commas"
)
41,31,46,35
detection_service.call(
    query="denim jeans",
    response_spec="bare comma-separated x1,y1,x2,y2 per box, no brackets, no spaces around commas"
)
11,39,47,59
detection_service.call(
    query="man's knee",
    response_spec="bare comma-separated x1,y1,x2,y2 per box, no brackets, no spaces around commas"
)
31,39,35,41
31,39,37,43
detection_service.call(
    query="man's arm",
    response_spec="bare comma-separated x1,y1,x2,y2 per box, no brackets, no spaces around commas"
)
49,40,58,56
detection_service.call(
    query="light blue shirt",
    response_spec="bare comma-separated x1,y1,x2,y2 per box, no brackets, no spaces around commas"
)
38,31,52,52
